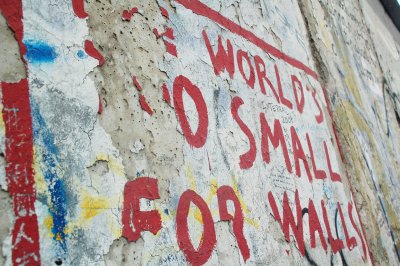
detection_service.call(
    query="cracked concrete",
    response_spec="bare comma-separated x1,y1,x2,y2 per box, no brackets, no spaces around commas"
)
0,0,400,265
297,0,400,263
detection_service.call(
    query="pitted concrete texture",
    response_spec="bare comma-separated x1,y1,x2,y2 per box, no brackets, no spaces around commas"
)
0,0,399,265
0,13,26,83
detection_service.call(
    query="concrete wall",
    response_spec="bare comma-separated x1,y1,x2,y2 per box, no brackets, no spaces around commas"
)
0,0,399,265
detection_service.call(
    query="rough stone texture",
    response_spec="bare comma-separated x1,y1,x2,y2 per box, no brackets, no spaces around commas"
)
298,0,400,264
0,13,26,83
0,190,13,266
0,0,399,265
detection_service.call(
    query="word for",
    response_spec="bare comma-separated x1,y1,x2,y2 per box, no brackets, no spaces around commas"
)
122,177,249,265
122,178,368,265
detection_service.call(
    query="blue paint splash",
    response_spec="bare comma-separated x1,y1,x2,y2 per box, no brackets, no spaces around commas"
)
24,39,57,64
31,100,68,258
76,50,87,59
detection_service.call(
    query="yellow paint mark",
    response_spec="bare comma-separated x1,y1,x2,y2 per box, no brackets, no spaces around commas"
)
35,151,125,239
63,189,121,236
205,178,218,203
112,224,122,239
245,217,260,228
381,182,400,230
55,233,62,241
344,68,363,107
96,154,108,161
193,178,219,224
231,176,260,229
182,168,259,229
185,164,197,191
317,16,332,52
231,176,249,215
334,99,395,235
44,215,53,230
185,164,204,223
33,146,49,195
108,158,125,177
0,108,4,130
95,153,125,177
160,211,170,223
336,101,384,177
81,192,110,220
332,33,363,108
43,215,55,238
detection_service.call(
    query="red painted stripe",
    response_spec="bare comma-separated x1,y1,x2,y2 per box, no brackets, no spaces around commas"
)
122,10,132,21
153,28,162,39
139,94,154,115
162,83,171,105
0,1,41,264
175,0,318,80
160,6,169,19
130,7,139,14
153,27,174,40
84,40,105,66
121,7,138,21
163,27,174,40
2,80,41,265
72,0,88,18
98,95,103,114
132,76,143,91
72,0,88,19
164,40,178,57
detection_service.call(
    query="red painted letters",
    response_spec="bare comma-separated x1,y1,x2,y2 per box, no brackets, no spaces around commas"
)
291,126,312,182
237,49,255,89
176,190,216,266
231,96,256,169
268,190,305,256
122,177,162,242
203,30,235,79
260,115,292,173
292,75,305,113
308,200,327,251
217,186,250,261
173,75,209,148
321,200,344,254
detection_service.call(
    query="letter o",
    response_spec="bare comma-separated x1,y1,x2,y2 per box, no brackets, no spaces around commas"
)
237,49,255,89
173,75,209,148
176,190,216,265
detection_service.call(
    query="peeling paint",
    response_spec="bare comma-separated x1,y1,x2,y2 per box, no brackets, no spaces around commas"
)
0,0,399,265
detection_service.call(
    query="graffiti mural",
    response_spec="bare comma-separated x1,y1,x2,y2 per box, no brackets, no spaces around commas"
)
0,0,399,265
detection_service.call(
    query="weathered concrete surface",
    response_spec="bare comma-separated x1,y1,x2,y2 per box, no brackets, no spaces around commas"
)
0,13,26,83
298,0,400,264
0,0,399,265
